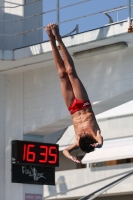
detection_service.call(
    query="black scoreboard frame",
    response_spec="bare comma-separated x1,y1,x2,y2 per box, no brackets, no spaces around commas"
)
11,140,59,185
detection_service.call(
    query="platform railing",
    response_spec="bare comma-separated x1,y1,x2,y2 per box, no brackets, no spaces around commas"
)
79,170,133,200
0,0,132,37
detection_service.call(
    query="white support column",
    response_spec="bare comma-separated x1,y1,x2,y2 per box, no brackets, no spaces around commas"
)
3,0,43,50
4,0,24,50
3,72,43,200
127,0,131,28
5,73,24,200
0,0,5,49
0,75,6,200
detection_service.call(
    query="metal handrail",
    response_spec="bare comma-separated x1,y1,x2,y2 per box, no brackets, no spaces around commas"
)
0,1,132,37
0,3,132,23
63,25,79,37
0,0,91,22
0,4,132,37
79,170,133,200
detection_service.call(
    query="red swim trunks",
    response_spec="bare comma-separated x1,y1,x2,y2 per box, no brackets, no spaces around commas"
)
68,98,91,115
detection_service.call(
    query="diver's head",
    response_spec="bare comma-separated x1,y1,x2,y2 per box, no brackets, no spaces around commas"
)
79,132,97,153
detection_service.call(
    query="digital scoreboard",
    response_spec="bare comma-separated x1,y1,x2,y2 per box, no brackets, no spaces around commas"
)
12,140,59,167
11,140,59,185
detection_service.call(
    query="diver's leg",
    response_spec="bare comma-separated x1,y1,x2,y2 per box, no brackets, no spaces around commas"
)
46,24,75,107
51,23,89,101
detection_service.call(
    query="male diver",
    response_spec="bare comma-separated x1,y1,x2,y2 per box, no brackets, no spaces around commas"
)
46,23,103,163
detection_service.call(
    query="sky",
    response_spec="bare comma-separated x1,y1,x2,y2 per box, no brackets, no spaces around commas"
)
43,0,133,40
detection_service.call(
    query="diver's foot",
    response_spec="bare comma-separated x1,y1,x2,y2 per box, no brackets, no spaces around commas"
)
50,23,62,42
45,24,55,41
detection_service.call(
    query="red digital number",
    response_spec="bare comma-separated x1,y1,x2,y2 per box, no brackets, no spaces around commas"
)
27,144,35,162
48,146,57,164
23,144,26,161
22,143,58,165
23,144,35,162
39,145,48,163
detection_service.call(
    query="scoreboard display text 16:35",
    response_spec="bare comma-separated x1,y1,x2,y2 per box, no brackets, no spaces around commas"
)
12,140,59,167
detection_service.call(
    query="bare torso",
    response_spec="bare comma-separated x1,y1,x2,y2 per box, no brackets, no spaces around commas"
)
72,107,100,141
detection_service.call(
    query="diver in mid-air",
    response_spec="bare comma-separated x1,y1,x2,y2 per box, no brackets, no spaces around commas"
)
46,23,103,163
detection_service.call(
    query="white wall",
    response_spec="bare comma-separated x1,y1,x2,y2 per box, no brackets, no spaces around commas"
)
4,0,24,50
0,73,44,200
0,0,43,50
0,74,24,199
23,0,43,47
44,163,133,199
97,114,133,139
23,45,133,135
23,66,68,134
5,73,24,200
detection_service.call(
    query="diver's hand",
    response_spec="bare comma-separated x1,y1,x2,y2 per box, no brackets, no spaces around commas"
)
90,143,102,148
70,156,80,163
90,143,99,147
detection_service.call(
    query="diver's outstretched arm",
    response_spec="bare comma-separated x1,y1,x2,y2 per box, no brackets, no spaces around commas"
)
63,142,80,163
